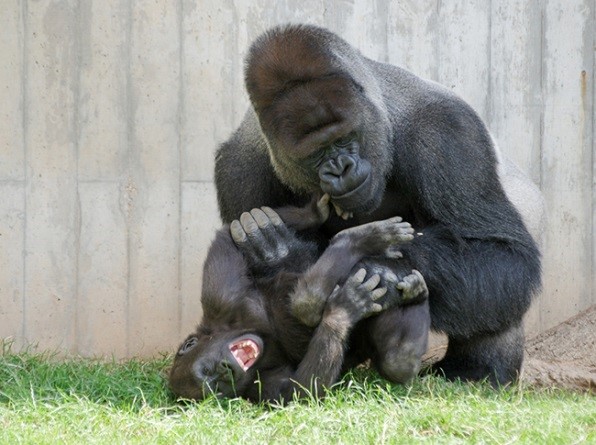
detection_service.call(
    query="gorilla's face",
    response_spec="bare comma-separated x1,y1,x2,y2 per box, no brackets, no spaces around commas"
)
245,25,394,217
307,135,383,214
249,71,389,215
169,329,266,400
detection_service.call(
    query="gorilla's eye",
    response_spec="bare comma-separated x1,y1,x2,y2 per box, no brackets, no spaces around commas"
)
333,135,353,148
178,337,199,355
306,149,328,169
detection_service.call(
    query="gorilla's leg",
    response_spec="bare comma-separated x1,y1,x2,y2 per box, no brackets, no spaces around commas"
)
359,267,431,383
290,217,414,327
368,301,431,383
393,225,540,386
431,323,524,386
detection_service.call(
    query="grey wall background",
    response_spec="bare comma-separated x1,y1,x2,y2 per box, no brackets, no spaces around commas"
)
0,0,594,358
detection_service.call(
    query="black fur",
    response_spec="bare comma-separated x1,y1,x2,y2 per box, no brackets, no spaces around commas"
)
169,201,429,403
214,24,543,386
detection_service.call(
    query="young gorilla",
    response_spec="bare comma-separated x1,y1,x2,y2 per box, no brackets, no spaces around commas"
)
169,198,429,403
215,24,544,386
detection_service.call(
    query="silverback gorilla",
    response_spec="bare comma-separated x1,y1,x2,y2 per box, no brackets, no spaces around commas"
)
169,198,429,402
214,24,544,386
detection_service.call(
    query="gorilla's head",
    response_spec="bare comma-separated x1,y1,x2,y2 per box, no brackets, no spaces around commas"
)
245,24,393,214
169,279,279,400
169,326,281,400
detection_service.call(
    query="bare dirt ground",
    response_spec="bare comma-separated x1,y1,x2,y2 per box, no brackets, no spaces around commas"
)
423,305,595,392
523,305,595,392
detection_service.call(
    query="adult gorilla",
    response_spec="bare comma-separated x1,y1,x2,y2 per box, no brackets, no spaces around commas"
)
214,24,544,386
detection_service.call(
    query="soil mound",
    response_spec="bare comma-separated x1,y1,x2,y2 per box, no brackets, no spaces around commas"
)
523,305,595,392
423,305,595,392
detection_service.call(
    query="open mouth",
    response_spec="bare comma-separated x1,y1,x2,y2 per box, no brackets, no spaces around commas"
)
229,337,261,372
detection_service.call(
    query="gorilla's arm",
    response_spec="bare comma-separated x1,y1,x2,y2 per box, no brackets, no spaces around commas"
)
289,217,416,327
215,109,306,223
229,194,332,279
200,227,268,324
272,269,388,401
232,206,417,327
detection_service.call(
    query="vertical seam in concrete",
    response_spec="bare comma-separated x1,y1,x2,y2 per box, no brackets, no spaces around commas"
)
435,0,442,82
231,4,240,125
20,0,28,344
538,4,545,193
590,0,596,306
125,0,134,358
538,3,546,330
73,0,83,355
380,0,389,63
486,0,493,128
177,0,184,338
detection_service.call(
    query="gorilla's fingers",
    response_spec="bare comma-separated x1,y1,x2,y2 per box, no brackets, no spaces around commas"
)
393,221,413,233
250,208,271,229
361,273,381,291
316,194,331,222
397,270,428,302
396,270,421,290
333,202,342,217
254,207,292,259
260,206,283,226
331,201,353,220
371,287,387,300
370,303,383,313
387,216,403,223
318,193,330,207
351,268,367,284
239,211,272,259
385,247,404,259
240,211,259,234
230,220,247,244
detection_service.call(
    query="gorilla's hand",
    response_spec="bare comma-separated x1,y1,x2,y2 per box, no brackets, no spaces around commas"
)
271,194,331,232
333,216,415,257
358,259,429,306
323,269,388,330
331,202,353,221
230,207,309,277
310,193,331,225
398,270,428,303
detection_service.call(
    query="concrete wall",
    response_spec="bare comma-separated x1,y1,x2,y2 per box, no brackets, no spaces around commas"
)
0,0,594,358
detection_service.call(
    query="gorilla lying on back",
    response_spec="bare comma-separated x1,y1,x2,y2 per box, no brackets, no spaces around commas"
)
215,24,544,386
169,197,429,403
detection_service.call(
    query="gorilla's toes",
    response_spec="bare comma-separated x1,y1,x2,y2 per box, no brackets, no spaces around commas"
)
397,270,428,301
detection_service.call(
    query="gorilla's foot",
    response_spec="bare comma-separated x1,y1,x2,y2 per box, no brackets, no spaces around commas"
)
427,325,525,387
397,270,428,302
426,357,510,387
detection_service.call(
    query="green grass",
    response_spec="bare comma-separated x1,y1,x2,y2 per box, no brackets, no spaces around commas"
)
1,345,594,444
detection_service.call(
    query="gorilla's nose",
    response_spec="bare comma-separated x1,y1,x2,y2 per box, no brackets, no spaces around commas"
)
319,155,355,191
319,154,369,197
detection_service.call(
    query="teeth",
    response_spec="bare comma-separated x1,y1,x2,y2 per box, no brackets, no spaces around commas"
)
229,338,260,371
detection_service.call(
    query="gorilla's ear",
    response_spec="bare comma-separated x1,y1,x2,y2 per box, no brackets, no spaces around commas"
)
177,336,198,355
245,25,365,157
